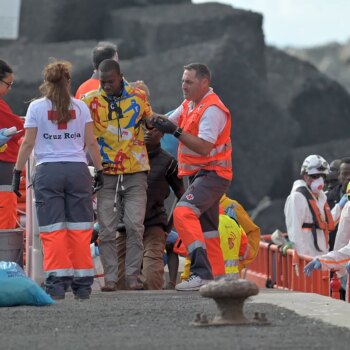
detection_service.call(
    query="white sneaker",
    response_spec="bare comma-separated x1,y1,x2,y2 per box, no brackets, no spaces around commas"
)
175,274,212,291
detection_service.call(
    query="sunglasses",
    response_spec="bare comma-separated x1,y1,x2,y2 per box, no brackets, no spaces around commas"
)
1,79,14,89
309,174,326,179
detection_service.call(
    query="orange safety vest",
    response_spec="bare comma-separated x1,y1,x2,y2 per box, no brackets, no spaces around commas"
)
177,93,233,180
296,187,335,252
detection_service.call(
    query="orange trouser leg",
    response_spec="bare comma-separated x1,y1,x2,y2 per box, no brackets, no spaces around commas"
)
0,192,17,229
204,235,225,277
67,228,94,276
174,206,213,280
173,206,205,252
40,229,73,275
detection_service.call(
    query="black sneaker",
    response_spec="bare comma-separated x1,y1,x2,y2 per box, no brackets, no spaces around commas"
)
74,295,90,301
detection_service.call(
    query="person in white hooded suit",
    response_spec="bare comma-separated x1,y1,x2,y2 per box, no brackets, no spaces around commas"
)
284,155,343,257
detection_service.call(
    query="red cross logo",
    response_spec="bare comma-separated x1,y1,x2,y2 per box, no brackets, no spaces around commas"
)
48,110,76,129
186,193,194,201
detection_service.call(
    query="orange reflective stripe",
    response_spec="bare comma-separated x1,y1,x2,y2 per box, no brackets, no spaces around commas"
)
205,235,225,277
173,206,205,248
0,192,17,229
180,142,232,157
174,205,225,277
319,257,350,265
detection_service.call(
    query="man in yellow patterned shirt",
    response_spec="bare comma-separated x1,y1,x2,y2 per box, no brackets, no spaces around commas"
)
82,59,153,291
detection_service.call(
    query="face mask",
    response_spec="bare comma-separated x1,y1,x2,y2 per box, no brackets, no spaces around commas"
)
310,177,324,194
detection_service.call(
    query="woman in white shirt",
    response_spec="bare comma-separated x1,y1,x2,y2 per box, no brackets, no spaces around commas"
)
12,60,103,300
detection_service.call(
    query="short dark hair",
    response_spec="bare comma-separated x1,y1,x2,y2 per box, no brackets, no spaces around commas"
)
0,59,13,80
98,59,121,74
92,42,118,70
339,157,350,167
184,63,211,82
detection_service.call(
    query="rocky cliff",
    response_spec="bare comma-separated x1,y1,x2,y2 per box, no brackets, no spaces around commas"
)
1,0,350,233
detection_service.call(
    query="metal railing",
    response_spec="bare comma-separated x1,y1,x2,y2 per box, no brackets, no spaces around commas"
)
245,237,349,302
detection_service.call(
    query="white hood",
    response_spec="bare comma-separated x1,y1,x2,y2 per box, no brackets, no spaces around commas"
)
290,179,308,194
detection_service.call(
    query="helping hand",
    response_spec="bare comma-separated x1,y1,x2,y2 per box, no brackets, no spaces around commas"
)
304,258,321,277
0,128,11,147
338,193,348,208
93,170,104,194
152,116,177,134
166,230,179,245
225,205,237,221
281,241,294,256
12,170,22,197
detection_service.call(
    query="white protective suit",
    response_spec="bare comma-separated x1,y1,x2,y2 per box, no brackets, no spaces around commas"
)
326,201,350,278
284,179,341,257
318,240,350,270
334,201,350,251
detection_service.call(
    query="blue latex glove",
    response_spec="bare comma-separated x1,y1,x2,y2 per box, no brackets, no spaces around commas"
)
0,128,11,147
346,262,350,274
225,205,237,221
166,230,178,245
338,194,348,208
304,258,322,277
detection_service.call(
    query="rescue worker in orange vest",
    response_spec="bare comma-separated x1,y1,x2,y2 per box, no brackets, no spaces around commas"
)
284,155,337,257
0,59,24,229
152,63,232,291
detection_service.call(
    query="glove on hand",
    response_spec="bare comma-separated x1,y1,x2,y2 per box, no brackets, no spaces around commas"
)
152,116,177,134
166,230,179,245
281,241,294,256
304,258,321,277
12,170,22,197
225,205,237,221
93,170,104,193
338,194,348,208
0,128,11,147
346,261,350,275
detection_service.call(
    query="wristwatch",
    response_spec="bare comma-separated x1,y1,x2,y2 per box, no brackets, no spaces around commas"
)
173,127,183,139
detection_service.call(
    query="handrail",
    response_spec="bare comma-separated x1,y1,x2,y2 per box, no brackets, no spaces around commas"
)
245,239,349,302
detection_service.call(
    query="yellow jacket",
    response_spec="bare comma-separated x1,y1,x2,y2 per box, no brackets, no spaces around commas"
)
220,195,260,270
219,214,250,275
181,212,251,280
82,84,152,174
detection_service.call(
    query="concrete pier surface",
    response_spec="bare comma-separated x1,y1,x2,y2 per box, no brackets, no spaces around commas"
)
2,289,350,350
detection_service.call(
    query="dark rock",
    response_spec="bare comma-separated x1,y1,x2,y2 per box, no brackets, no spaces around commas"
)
17,0,191,44
120,31,295,207
251,198,287,235
287,41,350,94
266,47,350,147
0,40,104,115
110,2,266,72
1,1,350,215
